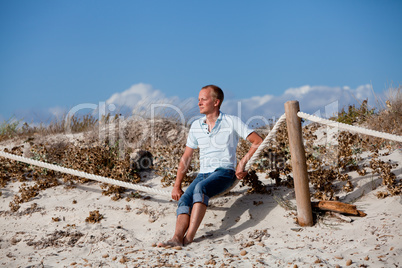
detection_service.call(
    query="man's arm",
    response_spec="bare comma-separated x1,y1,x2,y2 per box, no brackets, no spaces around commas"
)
172,146,194,200
236,132,263,179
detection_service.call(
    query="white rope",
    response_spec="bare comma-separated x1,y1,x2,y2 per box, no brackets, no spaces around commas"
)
297,112,402,143
214,114,286,198
245,113,287,170
0,150,171,198
2,111,399,200
0,114,288,199
213,113,288,197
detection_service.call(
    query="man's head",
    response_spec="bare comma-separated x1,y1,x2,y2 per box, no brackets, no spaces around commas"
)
201,85,224,108
198,85,224,115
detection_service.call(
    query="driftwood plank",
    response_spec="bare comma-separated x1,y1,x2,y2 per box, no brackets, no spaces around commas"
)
311,201,367,217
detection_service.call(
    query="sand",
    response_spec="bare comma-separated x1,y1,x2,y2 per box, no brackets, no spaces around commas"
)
0,142,401,267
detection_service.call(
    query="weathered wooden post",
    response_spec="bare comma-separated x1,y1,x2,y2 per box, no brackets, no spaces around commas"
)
284,101,314,226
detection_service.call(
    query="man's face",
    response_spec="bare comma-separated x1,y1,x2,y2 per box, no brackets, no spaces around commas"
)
198,88,219,115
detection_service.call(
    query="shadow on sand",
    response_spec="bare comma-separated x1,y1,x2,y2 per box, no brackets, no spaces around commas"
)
193,187,294,243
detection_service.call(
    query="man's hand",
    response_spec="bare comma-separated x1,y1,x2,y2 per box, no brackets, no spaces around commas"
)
236,160,247,180
236,132,263,180
236,171,248,180
171,186,184,201
171,146,193,201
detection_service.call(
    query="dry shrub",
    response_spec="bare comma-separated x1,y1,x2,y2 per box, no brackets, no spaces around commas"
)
243,92,401,199
2,89,401,208
244,122,292,193
4,138,142,211
241,170,271,194
85,210,104,223
0,146,60,212
0,114,98,143
1,115,196,211
1,146,30,188
123,118,197,187
0,118,20,142
367,85,402,136
123,118,188,149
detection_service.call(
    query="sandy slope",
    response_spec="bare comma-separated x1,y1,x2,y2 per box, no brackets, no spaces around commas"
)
0,137,401,267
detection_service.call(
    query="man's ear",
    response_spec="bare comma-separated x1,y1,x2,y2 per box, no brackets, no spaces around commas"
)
214,99,220,107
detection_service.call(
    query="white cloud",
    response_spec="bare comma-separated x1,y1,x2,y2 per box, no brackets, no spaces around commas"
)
49,106,67,119
284,85,314,98
249,95,274,106
104,83,379,126
106,83,166,108
9,83,381,127
106,83,198,120
354,84,374,100
222,84,377,123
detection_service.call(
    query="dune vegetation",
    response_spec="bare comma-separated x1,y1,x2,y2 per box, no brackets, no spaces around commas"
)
1,86,401,213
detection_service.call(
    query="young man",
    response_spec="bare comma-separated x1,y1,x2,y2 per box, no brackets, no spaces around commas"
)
158,85,263,247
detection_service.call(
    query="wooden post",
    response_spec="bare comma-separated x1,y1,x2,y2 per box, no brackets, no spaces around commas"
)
284,101,314,226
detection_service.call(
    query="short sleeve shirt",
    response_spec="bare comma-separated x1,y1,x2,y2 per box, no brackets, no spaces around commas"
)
186,112,254,173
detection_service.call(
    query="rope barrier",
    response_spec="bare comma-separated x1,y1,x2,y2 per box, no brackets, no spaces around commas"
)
0,114,287,199
0,150,171,198
1,110,400,199
297,112,402,143
245,113,287,170
215,113,287,197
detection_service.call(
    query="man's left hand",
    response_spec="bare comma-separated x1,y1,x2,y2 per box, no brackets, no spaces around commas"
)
236,171,248,180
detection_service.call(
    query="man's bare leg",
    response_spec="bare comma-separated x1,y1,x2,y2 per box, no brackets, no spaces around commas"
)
157,214,190,247
183,202,207,245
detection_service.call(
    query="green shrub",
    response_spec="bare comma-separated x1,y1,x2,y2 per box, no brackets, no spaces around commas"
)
336,100,375,125
0,118,20,141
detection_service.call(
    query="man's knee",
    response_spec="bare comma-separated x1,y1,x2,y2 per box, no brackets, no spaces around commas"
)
176,205,190,216
193,192,209,206
193,183,206,195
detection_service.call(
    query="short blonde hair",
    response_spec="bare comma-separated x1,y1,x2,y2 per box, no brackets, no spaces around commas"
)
202,85,224,108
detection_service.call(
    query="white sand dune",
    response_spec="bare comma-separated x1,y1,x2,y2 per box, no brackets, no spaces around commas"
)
0,139,401,267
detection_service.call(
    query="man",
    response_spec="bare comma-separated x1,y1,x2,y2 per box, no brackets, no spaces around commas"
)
158,85,263,247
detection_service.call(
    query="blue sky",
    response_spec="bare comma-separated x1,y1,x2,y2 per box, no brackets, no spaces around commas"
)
0,0,401,123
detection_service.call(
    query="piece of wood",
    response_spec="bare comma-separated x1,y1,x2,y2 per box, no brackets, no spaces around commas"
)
327,212,353,222
285,101,314,226
311,201,367,217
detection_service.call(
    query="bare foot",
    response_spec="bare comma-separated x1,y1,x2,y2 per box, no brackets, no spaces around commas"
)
183,236,193,246
157,238,182,248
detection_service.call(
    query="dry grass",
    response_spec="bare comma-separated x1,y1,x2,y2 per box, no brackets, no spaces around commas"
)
0,114,98,142
336,99,375,125
366,85,402,136
1,86,401,212
243,86,402,198
0,118,20,141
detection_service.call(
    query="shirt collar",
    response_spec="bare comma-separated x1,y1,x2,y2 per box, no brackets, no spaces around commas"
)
201,111,223,125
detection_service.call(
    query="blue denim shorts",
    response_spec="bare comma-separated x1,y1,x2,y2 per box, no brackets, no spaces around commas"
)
176,168,236,216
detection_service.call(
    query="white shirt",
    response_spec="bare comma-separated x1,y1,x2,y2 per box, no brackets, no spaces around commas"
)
186,112,254,173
